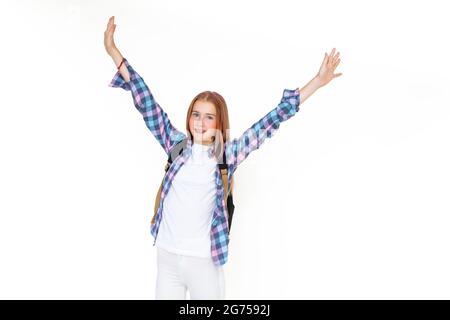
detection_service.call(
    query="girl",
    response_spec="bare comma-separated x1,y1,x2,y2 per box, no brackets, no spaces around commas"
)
104,16,342,300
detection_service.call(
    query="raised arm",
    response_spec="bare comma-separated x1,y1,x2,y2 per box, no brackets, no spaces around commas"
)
225,88,301,171
225,48,342,170
104,16,130,82
299,47,342,104
104,16,186,155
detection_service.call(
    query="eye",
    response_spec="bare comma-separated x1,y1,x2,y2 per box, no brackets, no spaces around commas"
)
192,113,200,118
207,116,214,120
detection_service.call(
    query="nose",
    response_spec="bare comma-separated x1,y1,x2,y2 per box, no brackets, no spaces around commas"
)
194,117,207,126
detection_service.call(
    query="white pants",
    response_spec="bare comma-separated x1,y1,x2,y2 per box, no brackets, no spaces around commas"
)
155,247,226,300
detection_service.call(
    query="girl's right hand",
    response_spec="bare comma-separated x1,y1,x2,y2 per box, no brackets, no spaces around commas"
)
104,16,117,56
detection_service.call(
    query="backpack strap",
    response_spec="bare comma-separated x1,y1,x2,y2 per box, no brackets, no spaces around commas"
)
218,147,235,234
218,148,231,198
166,138,188,170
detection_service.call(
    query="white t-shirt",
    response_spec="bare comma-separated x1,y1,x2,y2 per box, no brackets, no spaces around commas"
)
155,141,218,258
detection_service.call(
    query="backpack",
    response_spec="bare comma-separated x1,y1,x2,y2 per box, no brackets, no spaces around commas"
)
151,138,235,234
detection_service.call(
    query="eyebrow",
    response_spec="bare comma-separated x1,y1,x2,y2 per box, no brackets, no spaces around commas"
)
192,110,216,116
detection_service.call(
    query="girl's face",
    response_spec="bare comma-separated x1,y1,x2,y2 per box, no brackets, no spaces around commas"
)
189,100,217,145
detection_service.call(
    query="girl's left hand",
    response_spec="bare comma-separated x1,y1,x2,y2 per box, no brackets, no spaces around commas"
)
316,48,342,88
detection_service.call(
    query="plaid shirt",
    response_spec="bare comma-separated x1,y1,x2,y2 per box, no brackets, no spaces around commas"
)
109,58,301,266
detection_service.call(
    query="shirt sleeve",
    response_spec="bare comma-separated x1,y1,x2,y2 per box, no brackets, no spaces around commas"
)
225,88,301,170
109,58,186,155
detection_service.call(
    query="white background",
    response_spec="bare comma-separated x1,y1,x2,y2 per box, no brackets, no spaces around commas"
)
0,0,449,299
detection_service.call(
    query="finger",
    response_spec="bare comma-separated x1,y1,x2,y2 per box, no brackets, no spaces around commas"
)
320,52,328,68
333,73,343,78
334,58,341,68
328,48,335,66
107,17,114,31
333,52,340,64
108,22,116,33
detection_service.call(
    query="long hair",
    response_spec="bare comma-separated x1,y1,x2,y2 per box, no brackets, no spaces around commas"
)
185,91,234,193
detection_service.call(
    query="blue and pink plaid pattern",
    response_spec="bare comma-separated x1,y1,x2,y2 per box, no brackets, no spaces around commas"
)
109,58,301,266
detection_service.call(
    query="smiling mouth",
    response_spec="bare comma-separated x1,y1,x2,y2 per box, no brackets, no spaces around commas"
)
194,129,206,134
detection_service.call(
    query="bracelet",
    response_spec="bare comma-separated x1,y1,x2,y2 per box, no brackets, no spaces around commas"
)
117,58,125,70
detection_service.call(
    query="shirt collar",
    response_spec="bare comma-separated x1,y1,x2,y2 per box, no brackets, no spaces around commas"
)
186,138,216,159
